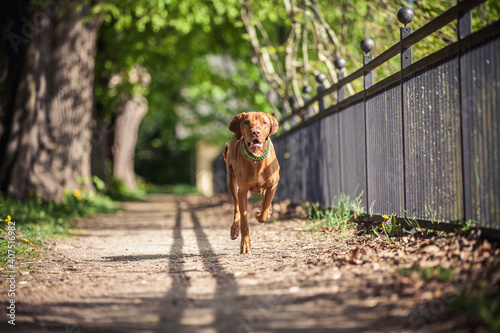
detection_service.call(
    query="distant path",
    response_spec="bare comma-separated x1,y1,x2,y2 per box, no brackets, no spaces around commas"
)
1,194,453,332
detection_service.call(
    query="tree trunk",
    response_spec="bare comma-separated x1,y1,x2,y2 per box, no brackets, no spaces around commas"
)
112,94,148,191
0,1,102,200
91,119,112,184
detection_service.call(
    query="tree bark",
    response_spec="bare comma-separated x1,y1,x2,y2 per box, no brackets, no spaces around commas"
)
112,94,148,191
0,1,102,200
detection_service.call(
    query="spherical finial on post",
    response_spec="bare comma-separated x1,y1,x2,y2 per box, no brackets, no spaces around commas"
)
334,58,346,70
397,7,414,27
360,38,374,54
302,85,312,94
315,73,326,84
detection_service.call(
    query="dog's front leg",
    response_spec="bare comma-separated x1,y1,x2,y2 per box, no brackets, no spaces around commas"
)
255,183,277,223
238,187,251,254
227,167,240,240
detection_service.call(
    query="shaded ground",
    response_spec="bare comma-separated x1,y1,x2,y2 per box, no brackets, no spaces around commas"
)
1,194,498,332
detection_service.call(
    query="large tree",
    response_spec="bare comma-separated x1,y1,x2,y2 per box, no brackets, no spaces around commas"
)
0,0,101,199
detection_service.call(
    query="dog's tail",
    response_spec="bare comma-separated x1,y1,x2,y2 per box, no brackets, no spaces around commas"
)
223,143,229,162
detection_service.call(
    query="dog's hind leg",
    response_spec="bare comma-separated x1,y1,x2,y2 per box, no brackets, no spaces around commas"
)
227,166,240,240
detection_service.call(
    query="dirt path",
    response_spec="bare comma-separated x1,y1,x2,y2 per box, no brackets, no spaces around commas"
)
0,194,486,332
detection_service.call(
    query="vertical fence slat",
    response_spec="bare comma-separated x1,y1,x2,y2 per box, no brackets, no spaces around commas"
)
366,84,405,216
320,112,341,206
404,58,463,221
461,36,500,228
339,101,367,209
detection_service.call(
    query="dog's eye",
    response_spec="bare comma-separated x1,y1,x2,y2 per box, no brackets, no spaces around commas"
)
245,121,250,125
263,121,267,125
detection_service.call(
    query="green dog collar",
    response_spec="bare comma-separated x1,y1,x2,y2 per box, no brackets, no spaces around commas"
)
243,140,271,162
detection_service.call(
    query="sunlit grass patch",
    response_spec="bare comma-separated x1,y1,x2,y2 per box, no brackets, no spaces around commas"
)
304,193,364,237
146,183,201,195
0,191,117,271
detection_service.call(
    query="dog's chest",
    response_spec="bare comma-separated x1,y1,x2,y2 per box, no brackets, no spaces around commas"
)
248,177,266,194
246,165,272,193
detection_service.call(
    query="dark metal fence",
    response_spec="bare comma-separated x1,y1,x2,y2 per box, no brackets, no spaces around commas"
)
214,0,499,231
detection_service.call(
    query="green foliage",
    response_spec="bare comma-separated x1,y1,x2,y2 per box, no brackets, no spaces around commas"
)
106,177,147,201
305,193,364,237
453,219,481,232
0,191,116,269
146,184,200,195
399,264,455,283
243,0,500,96
399,261,500,332
92,0,270,184
454,289,500,332
92,175,106,192
373,215,421,245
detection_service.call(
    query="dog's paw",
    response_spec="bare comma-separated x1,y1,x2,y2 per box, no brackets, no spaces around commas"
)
230,222,240,240
240,239,252,254
255,211,267,223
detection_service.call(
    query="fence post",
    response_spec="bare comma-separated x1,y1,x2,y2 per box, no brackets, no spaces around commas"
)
398,7,414,217
361,38,374,216
360,39,374,89
334,58,346,102
457,0,471,221
457,0,472,40
398,8,414,70
315,73,326,112
302,85,312,119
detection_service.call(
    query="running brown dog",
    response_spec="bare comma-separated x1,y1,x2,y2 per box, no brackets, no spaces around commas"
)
223,112,280,254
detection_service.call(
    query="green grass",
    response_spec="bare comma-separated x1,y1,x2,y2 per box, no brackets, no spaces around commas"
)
305,193,364,237
106,176,148,201
0,191,117,271
454,289,500,332
399,264,500,331
371,215,422,245
146,183,201,195
399,264,456,283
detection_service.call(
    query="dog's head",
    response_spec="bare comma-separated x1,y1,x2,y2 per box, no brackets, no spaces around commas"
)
229,112,279,153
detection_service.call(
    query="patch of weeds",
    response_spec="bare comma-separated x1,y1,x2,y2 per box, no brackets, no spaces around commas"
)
106,176,147,201
0,190,117,270
372,215,421,245
398,264,455,283
304,193,364,237
453,219,480,232
423,266,455,282
317,233,326,240
454,289,500,332
250,193,263,202
146,183,201,195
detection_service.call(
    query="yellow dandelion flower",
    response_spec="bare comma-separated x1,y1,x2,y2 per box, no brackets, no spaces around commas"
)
73,189,81,199
5,215,12,222
24,238,29,242
30,242,34,247
382,215,390,220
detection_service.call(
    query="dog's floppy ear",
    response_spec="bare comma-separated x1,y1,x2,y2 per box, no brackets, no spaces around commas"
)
267,113,279,136
229,113,246,140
